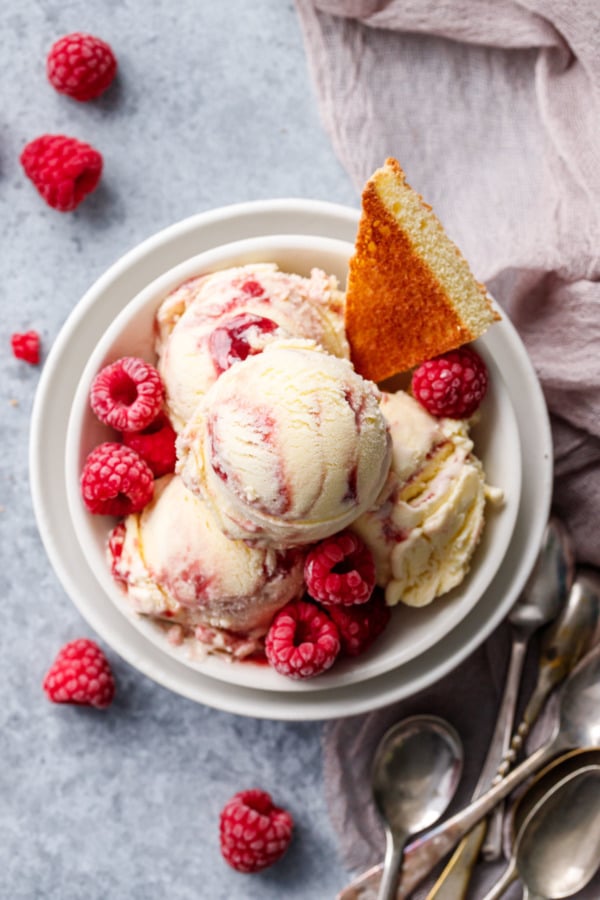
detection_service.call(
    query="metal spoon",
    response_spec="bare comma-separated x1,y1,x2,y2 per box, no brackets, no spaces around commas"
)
497,567,600,777
425,518,574,899
518,766,600,899
482,764,600,900
481,517,575,859
483,563,598,859
371,715,463,900
337,641,600,900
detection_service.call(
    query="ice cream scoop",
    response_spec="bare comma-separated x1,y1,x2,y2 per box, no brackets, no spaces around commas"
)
109,474,306,654
351,390,493,607
177,338,392,548
156,263,349,429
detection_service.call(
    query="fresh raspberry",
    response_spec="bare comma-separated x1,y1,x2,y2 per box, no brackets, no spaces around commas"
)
209,313,280,375
219,789,293,873
81,442,154,516
265,599,340,679
90,357,165,432
11,330,40,365
411,347,488,419
304,531,376,606
20,134,103,212
122,411,176,477
47,32,117,101
43,638,115,709
327,589,391,657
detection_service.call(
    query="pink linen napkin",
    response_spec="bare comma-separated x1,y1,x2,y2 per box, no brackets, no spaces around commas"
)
294,1,600,895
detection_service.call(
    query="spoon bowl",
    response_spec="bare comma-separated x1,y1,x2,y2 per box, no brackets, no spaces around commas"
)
511,748,600,840
371,715,463,900
517,766,600,898
483,752,600,900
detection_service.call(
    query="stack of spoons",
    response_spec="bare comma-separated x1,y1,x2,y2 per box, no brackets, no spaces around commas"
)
337,521,600,900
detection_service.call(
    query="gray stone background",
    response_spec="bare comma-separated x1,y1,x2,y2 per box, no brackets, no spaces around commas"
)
0,2,357,898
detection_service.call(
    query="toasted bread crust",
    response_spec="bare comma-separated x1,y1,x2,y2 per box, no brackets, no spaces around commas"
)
345,158,498,382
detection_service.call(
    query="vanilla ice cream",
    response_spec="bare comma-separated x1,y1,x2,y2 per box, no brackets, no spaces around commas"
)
351,390,493,607
177,338,392,547
109,474,306,651
156,263,349,430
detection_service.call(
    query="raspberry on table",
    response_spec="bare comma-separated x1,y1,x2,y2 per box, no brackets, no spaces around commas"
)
122,411,176,477
43,638,115,709
20,134,103,212
90,357,165,432
80,441,154,516
11,330,40,365
219,789,293,873
411,346,489,419
327,589,391,657
47,32,117,101
304,531,376,606
265,599,340,679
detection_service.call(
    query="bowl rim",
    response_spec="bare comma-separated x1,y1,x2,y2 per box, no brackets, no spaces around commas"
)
64,230,522,693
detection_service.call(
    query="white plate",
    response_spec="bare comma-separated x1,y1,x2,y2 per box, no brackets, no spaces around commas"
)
64,233,521,692
30,200,552,720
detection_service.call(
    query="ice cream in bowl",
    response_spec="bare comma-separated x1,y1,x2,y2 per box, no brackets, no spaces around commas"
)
65,160,522,692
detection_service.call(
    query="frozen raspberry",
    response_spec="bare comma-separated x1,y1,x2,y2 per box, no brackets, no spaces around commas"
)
265,599,340,679
412,347,488,419
327,589,391,657
122,411,176,477
43,638,115,709
81,442,154,516
11,330,40,365
47,32,117,101
90,357,165,432
305,531,375,606
219,789,293,873
209,313,280,375
20,134,103,212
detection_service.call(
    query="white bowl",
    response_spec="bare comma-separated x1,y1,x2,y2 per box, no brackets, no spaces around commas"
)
64,231,522,693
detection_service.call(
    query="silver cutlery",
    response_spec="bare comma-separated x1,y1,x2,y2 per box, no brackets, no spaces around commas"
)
424,518,574,899
371,716,463,900
482,765,600,899
337,641,600,900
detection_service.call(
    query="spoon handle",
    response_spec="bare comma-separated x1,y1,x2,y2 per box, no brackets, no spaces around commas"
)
479,856,518,900
377,831,407,900
425,633,529,897
336,739,562,900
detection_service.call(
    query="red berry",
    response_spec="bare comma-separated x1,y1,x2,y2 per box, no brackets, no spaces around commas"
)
90,357,165,432
219,789,293,873
411,347,488,419
107,522,127,584
327,589,391,657
209,313,280,375
122,411,176,477
20,134,102,212
43,638,115,709
11,330,40,365
47,32,117,102
265,599,340,679
304,531,375,606
81,441,154,516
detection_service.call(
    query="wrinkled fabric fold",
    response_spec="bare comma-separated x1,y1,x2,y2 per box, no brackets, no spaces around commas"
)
295,1,600,894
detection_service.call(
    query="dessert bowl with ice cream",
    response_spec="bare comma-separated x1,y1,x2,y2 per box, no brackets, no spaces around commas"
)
65,160,522,691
